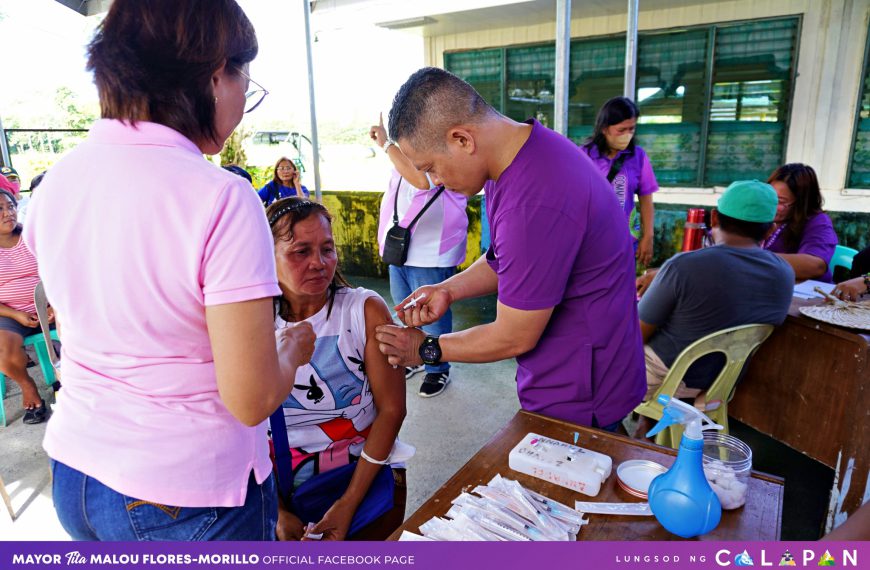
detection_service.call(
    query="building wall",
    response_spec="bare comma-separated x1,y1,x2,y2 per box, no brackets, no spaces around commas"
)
325,190,869,278
424,0,870,212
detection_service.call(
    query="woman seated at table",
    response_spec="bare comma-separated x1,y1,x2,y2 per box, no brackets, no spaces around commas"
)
764,163,837,282
0,188,49,424
259,157,309,206
266,197,406,541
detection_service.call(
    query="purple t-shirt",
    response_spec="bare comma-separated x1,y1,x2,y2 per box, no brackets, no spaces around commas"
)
484,120,646,427
583,144,658,219
764,212,838,282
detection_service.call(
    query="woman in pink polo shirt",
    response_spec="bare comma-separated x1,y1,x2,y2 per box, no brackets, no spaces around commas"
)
23,0,315,540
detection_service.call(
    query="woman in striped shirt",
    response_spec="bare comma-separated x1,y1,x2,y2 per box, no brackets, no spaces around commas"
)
0,188,48,424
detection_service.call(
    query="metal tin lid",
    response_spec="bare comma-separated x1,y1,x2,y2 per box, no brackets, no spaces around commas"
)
616,459,668,499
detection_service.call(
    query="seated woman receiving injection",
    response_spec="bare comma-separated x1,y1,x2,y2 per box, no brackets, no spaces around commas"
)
267,198,407,541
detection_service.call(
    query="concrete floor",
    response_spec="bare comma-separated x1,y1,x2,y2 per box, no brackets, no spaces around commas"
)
0,276,831,540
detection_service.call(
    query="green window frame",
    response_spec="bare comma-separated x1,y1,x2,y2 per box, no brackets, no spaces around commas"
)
846,24,870,188
444,16,800,187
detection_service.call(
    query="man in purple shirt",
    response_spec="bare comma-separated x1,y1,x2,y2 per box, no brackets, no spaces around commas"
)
375,67,645,429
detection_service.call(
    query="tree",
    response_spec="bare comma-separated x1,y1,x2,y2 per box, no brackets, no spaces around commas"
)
220,127,250,167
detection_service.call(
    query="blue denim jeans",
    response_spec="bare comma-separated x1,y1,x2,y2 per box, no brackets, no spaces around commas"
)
51,460,277,541
388,265,456,374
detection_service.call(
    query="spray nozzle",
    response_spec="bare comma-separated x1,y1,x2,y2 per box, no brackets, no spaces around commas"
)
645,395,723,440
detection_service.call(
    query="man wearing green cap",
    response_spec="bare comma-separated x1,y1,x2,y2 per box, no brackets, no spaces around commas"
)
637,180,794,402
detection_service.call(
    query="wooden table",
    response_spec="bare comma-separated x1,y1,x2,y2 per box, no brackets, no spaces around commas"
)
390,410,784,541
732,297,870,523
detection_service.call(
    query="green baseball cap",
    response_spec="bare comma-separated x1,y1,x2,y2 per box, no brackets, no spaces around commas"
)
717,180,778,223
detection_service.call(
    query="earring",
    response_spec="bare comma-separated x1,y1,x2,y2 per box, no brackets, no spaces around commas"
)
214,96,219,104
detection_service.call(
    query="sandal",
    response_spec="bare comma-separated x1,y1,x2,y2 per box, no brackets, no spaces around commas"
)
23,399,48,424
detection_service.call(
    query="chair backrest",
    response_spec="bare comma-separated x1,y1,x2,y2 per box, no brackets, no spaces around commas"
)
32,281,59,367
644,324,775,417
829,245,858,274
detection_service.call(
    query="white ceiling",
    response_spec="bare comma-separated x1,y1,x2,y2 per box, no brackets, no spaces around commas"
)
311,0,724,36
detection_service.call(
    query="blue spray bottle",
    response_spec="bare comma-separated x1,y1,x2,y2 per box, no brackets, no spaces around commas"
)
645,395,724,538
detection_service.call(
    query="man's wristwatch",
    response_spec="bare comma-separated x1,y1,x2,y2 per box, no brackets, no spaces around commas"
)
419,335,442,366
383,138,397,155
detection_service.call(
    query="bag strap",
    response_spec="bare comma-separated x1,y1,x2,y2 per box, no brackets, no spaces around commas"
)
392,176,403,225
606,152,629,183
269,409,293,504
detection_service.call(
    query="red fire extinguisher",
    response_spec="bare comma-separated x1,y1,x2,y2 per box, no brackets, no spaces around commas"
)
681,208,706,252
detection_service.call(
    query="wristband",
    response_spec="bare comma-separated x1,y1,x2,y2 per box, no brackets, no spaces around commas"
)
360,448,390,465
863,273,870,296
383,139,397,155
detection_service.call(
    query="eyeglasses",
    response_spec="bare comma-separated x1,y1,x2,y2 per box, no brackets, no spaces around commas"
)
277,166,296,171
238,68,269,114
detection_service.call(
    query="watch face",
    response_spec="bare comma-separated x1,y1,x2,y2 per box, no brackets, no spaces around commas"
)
420,338,441,363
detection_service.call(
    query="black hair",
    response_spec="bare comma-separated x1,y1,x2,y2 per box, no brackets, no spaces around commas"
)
0,189,22,236
222,164,253,183
265,197,351,322
717,211,773,243
767,163,824,251
388,67,494,150
30,171,47,192
584,96,640,155
87,0,258,147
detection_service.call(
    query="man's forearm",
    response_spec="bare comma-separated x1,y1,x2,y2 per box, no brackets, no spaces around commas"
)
441,255,498,303
439,322,532,363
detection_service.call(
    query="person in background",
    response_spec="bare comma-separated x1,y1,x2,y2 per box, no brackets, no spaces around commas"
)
582,96,658,267
637,181,793,408
24,0,315,541
267,198,406,541
1,166,21,196
764,163,837,282
29,171,47,193
371,113,468,397
0,188,49,424
259,156,309,206
375,68,645,430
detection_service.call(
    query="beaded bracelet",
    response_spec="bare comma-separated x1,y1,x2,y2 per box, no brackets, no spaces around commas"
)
864,273,870,296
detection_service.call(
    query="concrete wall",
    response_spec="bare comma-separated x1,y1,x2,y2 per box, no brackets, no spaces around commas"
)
324,190,869,278
322,190,483,278
423,0,870,213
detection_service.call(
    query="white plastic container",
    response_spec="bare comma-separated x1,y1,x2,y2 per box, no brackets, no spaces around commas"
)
508,433,612,497
702,433,752,510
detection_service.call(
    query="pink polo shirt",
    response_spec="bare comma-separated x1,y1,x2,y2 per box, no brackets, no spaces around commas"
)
23,120,281,507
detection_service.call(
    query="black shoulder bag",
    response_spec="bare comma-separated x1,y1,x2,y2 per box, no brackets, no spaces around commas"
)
382,178,445,267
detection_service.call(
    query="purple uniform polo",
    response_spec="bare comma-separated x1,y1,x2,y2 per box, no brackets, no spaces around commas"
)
484,120,646,427
764,212,838,282
583,144,658,219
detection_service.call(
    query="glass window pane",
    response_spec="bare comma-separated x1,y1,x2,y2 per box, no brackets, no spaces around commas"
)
704,18,798,185
444,49,504,112
848,34,870,188
635,29,709,186
567,37,625,143
506,44,555,129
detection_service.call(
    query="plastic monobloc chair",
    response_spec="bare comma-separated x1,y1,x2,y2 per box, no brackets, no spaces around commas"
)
0,282,59,427
829,245,858,276
634,324,774,449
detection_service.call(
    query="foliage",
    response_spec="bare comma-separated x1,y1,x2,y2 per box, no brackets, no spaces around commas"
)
219,127,250,167
246,165,272,189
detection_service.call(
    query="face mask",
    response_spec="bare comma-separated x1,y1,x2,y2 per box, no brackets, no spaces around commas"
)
607,132,634,151
7,180,20,197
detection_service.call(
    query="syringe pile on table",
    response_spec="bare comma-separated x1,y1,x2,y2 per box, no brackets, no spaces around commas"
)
410,474,588,541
